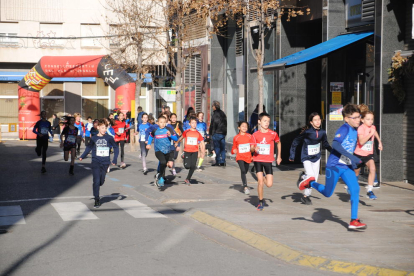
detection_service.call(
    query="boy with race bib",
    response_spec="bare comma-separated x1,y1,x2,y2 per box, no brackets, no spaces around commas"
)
354,109,383,200
33,110,53,173
79,119,119,208
250,113,282,210
298,104,366,230
61,117,83,175
289,112,332,205
231,121,253,195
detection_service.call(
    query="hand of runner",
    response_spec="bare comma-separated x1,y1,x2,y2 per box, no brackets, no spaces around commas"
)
79,158,83,161
378,142,383,151
254,145,260,153
167,131,171,137
146,145,151,150
233,149,237,154
176,146,180,151
289,159,294,162
277,156,282,165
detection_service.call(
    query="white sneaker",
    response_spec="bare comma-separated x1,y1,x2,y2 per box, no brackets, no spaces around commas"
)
172,169,176,176
107,166,110,173
120,162,126,168
211,153,216,158
244,187,250,195
196,167,203,172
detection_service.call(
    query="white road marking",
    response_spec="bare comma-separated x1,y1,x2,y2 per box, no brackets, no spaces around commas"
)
112,200,166,219
0,195,128,204
0,206,26,226
51,202,98,221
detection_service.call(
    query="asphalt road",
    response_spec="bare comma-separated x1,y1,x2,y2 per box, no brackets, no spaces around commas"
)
0,141,340,276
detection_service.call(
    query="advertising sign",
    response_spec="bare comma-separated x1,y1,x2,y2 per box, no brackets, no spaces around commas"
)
329,105,344,121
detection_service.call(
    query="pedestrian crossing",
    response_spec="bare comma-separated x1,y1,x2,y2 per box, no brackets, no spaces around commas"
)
0,200,166,226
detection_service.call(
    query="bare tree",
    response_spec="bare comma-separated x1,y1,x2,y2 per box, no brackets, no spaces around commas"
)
194,0,309,113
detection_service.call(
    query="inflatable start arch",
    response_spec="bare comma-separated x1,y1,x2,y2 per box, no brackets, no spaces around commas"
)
18,55,135,139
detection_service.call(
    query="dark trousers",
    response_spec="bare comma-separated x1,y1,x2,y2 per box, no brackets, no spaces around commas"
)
212,134,226,164
85,136,91,147
184,152,198,180
36,138,48,165
92,162,108,200
117,140,125,162
155,151,170,178
237,160,250,186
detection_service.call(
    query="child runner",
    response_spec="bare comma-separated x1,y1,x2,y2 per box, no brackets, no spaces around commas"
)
90,119,99,137
176,117,205,185
354,109,383,200
170,113,183,176
73,113,85,156
196,112,207,171
136,113,150,174
231,121,253,195
250,113,282,210
84,116,93,147
79,119,119,208
289,112,332,205
113,112,128,168
33,110,53,173
146,116,178,188
60,117,82,175
298,103,366,230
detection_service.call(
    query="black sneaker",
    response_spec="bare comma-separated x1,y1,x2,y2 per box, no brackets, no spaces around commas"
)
373,183,381,189
297,171,305,187
41,167,46,174
94,199,101,208
301,196,312,205
69,165,74,175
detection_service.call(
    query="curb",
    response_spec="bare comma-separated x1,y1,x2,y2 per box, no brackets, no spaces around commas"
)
191,211,414,276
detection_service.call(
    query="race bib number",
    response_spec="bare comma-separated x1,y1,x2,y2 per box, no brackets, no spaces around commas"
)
339,155,352,165
140,135,146,142
40,128,48,135
238,143,250,153
361,141,373,152
118,128,124,134
308,144,320,155
258,144,271,155
187,137,197,146
199,131,205,137
67,136,76,143
96,147,109,157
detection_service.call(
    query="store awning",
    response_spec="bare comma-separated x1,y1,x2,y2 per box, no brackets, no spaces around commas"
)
252,31,374,71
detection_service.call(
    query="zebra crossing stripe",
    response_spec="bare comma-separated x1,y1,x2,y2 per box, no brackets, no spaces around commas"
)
51,202,99,221
0,206,26,226
112,200,166,219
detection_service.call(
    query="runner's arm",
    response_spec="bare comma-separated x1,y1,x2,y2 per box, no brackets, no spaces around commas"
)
322,133,332,152
110,137,119,165
79,139,94,159
374,130,383,150
332,141,361,166
289,131,306,161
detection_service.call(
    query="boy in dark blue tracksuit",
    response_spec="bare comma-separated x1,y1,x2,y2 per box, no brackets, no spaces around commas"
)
298,104,365,230
147,116,178,188
79,119,119,208
33,110,53,173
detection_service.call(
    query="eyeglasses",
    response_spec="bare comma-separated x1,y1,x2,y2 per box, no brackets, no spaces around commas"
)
348,115,361,120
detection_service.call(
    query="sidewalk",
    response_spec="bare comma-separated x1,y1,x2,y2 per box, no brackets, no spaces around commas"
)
124,146,414,275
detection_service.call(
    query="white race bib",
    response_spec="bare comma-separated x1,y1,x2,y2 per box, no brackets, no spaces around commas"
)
339,155,352,165
40,128,48,135
238,143,250,153
87,124,93,131
308,144,320,155
118,128,124,134
199,131,205,137
361,141,373,152
187,137,197,146
140,135,146,142
258,144,270,155
96,146,109,157
67,136,76,143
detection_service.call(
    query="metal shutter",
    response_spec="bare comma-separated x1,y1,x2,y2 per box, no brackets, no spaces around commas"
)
361,0,375,22
404,74,414,184
184,55,202,112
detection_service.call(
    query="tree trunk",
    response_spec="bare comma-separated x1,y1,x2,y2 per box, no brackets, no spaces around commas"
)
175,43,183,121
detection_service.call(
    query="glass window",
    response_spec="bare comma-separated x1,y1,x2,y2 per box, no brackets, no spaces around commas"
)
141,85,146,96
39,23,63,47
0,23,19,45
41,99,64,121
0,83,18,96
82,99,108,120
82,79,108,96
42,83,64,97
0,98,18,124
80,24,102,47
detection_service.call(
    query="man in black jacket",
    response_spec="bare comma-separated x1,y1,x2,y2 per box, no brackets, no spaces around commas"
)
209,101,227,166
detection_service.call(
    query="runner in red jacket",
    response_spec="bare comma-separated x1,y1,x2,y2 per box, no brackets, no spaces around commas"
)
113,112,129,168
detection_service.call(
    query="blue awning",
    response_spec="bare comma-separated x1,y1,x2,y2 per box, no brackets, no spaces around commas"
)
0,71,97,82
259,31,374,70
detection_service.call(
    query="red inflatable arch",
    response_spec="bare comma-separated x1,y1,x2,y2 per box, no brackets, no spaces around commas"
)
18,55,135,139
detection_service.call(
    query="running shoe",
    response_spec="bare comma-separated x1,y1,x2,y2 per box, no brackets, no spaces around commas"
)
257,202,264,211
373,182,381,189
154,173,160,179
301,196,312,205
244,187,250,195
158,177,165,187
107,166,110,173
298,176,315,191
172,169,177,176
184,179,190,186
69,166,74,175
348,219,367,230
211,153,216,158
196,167,203,172
366,191,377,200
143,168,148,175
296,171,306,187
94,199,101,208
155,178,160,188
181,152,185,159
41,167,46,174
345,185,350,195
120,162,126,168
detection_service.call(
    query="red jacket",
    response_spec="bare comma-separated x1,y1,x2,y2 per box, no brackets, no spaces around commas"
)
113,120,128,142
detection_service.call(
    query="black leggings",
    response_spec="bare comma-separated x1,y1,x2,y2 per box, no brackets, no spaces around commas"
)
237,160,250,187
155,151,170,178
36,138,48,165
184,152,198,180
117,140,125,162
